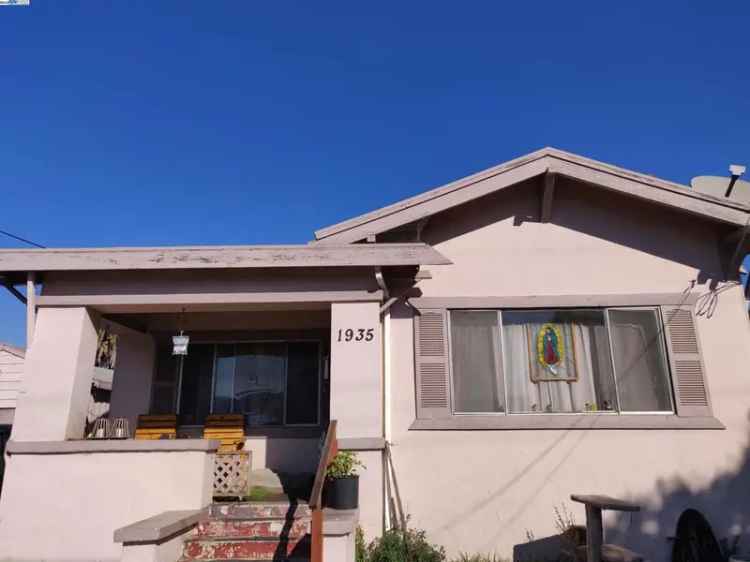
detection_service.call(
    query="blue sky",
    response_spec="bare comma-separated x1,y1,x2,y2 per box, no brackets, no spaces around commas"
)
1,1,749,346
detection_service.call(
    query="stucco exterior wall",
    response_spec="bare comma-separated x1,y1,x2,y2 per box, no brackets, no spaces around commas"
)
0,449,213,562
330,302,382,440
41,267,379,297
386,183,750,560
109,325,156,432
419,178,723,297
12,307,99,441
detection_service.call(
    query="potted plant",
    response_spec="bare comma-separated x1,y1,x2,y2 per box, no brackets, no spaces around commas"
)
323,451,364,509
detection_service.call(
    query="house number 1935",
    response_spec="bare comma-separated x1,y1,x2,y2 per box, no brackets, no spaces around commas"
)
337,328,375,342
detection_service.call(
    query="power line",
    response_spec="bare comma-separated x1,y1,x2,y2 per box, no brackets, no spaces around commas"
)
0,229,46,249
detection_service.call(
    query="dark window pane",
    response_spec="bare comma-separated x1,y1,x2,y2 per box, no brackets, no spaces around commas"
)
609,309,673,412
286,342,320,425
502,310,616,413
213,344,235,414
178,344,214,425
151,348,179,414
234,342,285,426
450,311,505,413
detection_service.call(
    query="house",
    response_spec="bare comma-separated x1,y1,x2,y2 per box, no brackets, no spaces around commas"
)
0,147,749,562
0,343,24,492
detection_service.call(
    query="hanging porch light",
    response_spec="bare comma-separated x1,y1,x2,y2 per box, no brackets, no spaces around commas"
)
172,308,190,355
172,331,190,356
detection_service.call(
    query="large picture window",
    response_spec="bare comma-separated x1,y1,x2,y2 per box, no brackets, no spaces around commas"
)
449,308,674,415
153,340,321,427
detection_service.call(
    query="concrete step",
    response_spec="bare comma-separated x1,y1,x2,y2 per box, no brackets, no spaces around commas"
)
181,536,310,561
193,518,310,541
209,501,311,520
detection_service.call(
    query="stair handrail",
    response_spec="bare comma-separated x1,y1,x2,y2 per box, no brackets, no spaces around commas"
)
310,420,338,562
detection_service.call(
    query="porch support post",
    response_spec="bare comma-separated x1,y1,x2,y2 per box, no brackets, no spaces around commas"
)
12,307,99,441
330,302,382,439
330,302,384,541
26,272,36,348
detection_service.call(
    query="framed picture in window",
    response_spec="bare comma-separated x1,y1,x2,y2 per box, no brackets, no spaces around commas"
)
525,323,579,382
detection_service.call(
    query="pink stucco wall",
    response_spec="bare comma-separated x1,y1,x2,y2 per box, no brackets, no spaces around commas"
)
385,181,750,560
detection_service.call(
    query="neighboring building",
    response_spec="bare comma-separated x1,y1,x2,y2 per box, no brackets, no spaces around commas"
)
0,342,24,492
0,343,24,423
0,147,749,562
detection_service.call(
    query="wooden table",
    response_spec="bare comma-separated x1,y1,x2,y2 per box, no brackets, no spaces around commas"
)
571,495,640,562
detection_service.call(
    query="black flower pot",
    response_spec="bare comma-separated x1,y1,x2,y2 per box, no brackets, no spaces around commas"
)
323,475,359,509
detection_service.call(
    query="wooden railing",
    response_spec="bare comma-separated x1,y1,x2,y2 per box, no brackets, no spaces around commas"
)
310,420,338,562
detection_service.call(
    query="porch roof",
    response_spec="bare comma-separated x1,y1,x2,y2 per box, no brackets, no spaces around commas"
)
0,243,450,283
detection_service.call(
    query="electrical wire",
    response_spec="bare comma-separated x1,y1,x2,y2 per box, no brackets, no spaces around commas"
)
0,229,45,248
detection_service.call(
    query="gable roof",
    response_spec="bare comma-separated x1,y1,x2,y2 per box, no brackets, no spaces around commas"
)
314,147,750,244
0,343,25,359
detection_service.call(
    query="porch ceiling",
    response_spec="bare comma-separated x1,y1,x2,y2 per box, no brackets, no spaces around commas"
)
0,243,450,283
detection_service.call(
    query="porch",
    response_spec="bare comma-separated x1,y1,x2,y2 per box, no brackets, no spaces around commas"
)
0,300,378,562
104,307,333,476
0,244,449,561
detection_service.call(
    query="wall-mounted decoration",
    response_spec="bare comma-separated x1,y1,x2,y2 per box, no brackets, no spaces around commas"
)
95,328,118,370
86,327,118,437
526,323,579,382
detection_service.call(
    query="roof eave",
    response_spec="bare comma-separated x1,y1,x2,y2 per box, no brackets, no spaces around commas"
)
0,243,451,276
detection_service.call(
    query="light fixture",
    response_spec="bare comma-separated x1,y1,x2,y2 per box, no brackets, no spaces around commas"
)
172,332,189,356
172,308,190,356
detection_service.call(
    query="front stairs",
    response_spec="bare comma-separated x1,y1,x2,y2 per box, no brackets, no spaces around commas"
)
179,498,312,562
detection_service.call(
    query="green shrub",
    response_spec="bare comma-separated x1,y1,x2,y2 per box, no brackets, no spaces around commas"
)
326,451,365,479
366,527,446,562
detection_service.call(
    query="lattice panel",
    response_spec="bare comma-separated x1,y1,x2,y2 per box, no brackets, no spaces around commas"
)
213,452,250,498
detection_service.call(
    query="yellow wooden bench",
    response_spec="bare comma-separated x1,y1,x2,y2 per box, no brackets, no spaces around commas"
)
203,414,246,452
134,414,177,440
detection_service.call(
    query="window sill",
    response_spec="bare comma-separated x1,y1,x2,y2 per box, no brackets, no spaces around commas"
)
410,414,725,431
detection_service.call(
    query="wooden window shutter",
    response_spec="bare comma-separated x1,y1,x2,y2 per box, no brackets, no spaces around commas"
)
661,305,712,417
414,309,452,419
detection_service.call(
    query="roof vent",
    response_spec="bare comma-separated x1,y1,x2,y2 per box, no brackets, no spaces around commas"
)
691,164,750,204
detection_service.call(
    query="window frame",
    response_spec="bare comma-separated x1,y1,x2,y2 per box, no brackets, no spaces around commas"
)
606,306,675,415
447,306,676,418
172,338,323,429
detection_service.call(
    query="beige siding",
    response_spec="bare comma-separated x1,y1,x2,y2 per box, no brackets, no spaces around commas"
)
0,349,24,410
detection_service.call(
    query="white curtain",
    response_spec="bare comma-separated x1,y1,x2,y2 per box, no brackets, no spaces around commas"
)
450,311,504,412
504,320,614,413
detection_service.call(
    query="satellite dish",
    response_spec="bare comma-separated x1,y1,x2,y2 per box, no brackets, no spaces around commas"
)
691,175,750,205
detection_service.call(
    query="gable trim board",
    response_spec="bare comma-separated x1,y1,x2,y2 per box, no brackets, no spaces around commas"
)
314,147,750,244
